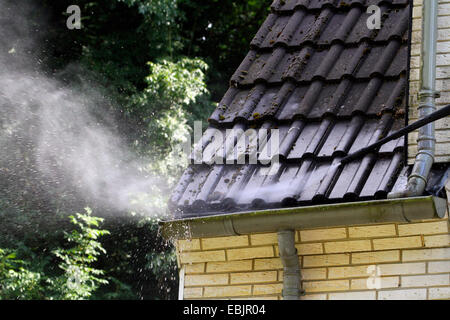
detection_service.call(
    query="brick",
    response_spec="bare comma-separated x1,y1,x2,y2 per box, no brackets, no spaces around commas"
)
351,277,400,290
296,243,323,255
250,232,299,246
428,261,450,273
301,268,327,280
300,228,347,242
230,271,278,284
378,262,426,276
179,250,226,264
398,221,449,236
185,273,229,287
328,265,374,279
351,250,400,265
206,260,253,273
348,225,396,239
201,235,249,250
378,288,427,300
300,294,327,300
373,236,423,250
253,283,283,295
303,254,350,268
227,246,274,261
185,263,205,274
329,291,376,300
254,258,283,270
424,234,450,247
178,239,201,252
203,285,252,298
274,243,323,256
250,233,278,246
403,248,450,261
401,274,449,288
429,287,450,300
324,240,371,254
303,280,349,293
184,287,203,299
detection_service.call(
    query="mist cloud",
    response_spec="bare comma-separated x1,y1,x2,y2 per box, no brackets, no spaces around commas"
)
0,0,166,216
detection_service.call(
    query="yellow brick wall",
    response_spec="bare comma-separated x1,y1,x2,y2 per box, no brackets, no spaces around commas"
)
174,1,450,300
408,0,450,164
176,218,450,300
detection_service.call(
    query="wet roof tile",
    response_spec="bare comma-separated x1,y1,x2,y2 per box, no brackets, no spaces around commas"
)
170,0,416,217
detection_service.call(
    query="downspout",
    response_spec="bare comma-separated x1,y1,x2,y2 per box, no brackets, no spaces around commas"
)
277,230,302,300
389,0,439,198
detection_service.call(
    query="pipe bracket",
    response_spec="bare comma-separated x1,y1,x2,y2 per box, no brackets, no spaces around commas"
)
415,149,435,160
418,90,440,99
416,135,436,142
408,172,428,185
223,217,239,236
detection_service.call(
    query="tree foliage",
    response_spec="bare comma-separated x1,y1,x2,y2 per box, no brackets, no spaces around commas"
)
0,209,109,300
49,208,110,300
0,0,269,299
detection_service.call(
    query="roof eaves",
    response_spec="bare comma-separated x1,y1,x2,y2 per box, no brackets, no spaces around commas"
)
161,196,447,239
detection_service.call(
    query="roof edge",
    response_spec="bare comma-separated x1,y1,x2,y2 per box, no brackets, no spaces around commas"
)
160,196,447,239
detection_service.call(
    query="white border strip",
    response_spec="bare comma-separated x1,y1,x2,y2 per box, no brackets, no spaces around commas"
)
178,266,185,300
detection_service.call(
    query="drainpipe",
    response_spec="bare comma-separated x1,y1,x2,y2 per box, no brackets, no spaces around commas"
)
277,230,302,300
389,0,439,199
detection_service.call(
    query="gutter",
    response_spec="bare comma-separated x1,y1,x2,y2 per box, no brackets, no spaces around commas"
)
389,0,439,199
160,196,447,239
164,196,446,301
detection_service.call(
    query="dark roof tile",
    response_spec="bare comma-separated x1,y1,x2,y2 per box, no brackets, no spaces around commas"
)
171,0,414,217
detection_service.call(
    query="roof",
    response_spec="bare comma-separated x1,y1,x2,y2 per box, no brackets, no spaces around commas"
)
169,0,415,218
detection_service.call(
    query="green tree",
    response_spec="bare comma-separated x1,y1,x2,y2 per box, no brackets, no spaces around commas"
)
0,249,43,300
129,58,211,178
0,0,270,300
0,209,109,300
49,208,110,300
